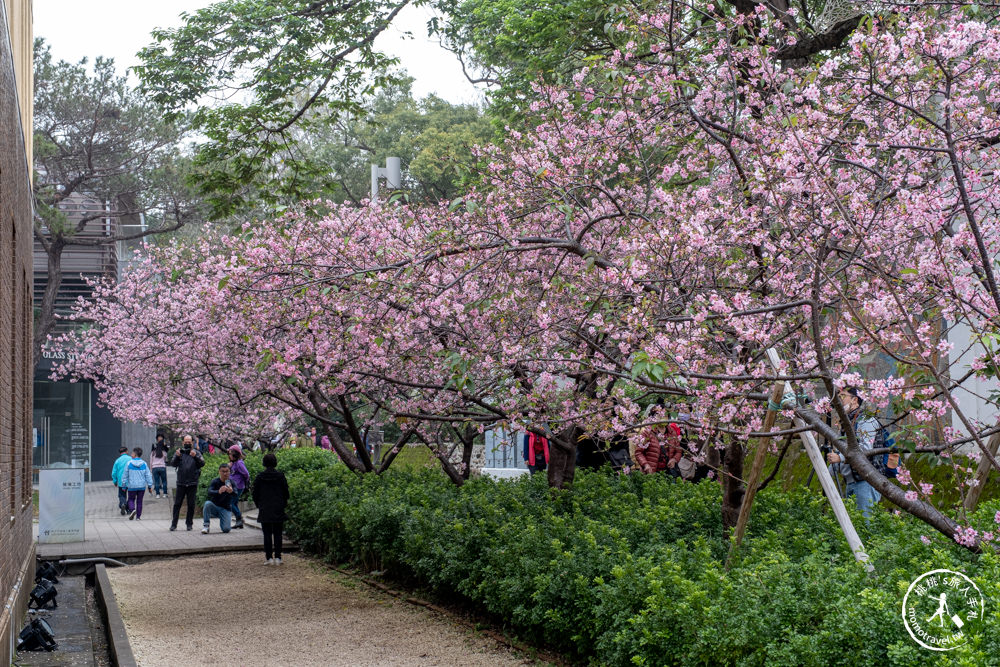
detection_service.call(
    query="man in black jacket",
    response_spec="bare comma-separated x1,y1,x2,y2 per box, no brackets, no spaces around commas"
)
202,463,236,534
252,453,290,565
169,435,205,531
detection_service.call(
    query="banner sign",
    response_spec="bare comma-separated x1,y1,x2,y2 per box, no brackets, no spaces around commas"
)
38,468,85,544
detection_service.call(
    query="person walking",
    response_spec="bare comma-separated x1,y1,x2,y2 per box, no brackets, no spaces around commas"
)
110,446,131,515
252,453,289,565
169,435,205,531
150,436,170,498
123,447,154,520
202,463,236,534
227,444,249,529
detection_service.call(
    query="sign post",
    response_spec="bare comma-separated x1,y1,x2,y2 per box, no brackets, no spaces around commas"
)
38,468,85,544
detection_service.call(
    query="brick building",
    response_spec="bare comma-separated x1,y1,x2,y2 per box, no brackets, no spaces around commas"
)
0,0,34,663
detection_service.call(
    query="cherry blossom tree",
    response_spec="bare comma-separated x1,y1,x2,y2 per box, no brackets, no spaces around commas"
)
57,1,1000,551
440,1,1000,543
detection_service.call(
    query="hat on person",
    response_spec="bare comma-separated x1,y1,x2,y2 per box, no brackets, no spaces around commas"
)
229,444,243,454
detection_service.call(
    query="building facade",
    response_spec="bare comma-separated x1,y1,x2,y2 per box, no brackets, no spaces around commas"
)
33,192,155,481
0,0,35,663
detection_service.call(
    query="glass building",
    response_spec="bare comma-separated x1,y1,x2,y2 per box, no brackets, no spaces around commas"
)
33,193,154,482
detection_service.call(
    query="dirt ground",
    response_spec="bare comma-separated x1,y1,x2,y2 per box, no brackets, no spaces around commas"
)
108,552,536,667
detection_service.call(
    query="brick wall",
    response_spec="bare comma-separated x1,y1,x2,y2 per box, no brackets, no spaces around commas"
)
0,0,35,663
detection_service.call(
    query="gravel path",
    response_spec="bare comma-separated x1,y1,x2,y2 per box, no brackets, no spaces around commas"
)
108,552,534,666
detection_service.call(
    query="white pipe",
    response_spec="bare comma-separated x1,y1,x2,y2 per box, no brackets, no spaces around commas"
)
765,348,872,568
384,157,401,189
57,557,127,568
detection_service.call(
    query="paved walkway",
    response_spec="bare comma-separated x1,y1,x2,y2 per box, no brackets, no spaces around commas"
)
35,469,278,560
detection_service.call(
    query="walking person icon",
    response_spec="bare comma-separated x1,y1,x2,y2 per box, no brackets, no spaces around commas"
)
927,593,950,627
903,569,983,651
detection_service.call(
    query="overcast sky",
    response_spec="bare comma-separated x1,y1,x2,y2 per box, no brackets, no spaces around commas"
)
34,0,484,105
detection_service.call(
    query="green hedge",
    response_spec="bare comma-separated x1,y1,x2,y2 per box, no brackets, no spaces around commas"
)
196,447,339,505
277,465,1000,666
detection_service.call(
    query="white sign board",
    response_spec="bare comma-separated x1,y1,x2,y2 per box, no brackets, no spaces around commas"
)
481,467,529,480
38,468,85,544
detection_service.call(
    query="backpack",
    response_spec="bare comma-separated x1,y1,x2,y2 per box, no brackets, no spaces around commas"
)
858,416,898,478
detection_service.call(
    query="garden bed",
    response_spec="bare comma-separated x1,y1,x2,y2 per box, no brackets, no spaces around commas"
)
279,459,1000,666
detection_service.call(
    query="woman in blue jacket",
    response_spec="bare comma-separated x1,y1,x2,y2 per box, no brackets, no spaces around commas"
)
123,447,154,520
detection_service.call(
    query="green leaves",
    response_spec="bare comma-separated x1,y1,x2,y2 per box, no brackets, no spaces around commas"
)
134,0,422,217
631,351,669,384
280,467,1000,666
433,0,639,122
255,349,274,372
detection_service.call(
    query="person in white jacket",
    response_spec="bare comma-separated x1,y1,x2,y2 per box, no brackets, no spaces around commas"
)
123,447,154,520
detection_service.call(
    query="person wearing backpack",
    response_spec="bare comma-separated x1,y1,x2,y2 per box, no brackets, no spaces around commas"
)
110,446,131,515
123,447,154,520
826,387,882,518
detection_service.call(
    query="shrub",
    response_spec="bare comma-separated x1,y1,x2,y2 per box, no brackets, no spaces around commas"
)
280,468,1000,666
196,447,340,505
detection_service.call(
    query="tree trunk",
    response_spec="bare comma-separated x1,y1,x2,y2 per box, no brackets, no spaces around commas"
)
431,443,466,486
376,429,415,474
721,437,745,534
319,422,366,473
729,383,785,561
963,429,1000,514
339,395,375,471
547,429,577,489
33,240,65,367
705,438,721,471
458,426,476,481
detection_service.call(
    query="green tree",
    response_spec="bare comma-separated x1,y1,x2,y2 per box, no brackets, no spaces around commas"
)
135,0,416,217
33,40,200,366
299,77,492,204
432,0,639,119
433,0,870,121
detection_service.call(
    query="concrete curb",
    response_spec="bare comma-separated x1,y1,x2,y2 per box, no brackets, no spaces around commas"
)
94,564,137,667
43,542,281,560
